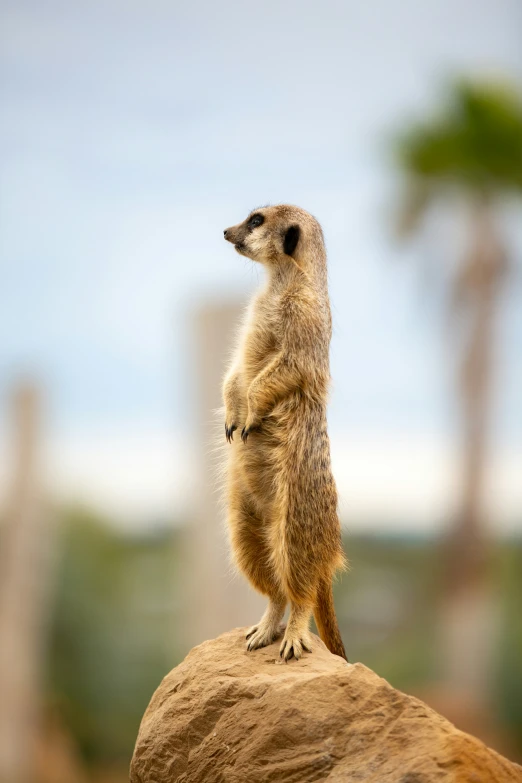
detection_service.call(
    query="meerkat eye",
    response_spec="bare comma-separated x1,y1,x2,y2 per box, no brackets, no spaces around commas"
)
248,213,264,230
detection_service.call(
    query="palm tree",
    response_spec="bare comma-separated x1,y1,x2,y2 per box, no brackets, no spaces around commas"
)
393,80,522,702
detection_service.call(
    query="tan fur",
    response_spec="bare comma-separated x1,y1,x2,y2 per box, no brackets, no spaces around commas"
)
222,204,347,661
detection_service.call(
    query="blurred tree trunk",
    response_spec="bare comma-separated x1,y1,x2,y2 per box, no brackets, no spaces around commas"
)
441,198,506,701
0,384,55,783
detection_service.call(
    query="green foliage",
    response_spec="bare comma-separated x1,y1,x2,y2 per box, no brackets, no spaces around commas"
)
334,535,440,688
394,80,522,232
335,534,522,751
46,508,183,766
45,513,522,765
496,544,522,746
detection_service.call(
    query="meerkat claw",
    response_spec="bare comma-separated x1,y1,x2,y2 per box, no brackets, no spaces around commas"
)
225,423,237,443
246,621,285,651
280,634,312,662
241,422,261,443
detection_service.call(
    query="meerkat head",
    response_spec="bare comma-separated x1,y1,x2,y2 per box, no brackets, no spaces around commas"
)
223,205,324,269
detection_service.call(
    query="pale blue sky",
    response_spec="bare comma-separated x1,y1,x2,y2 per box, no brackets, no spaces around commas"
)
1,0,521,524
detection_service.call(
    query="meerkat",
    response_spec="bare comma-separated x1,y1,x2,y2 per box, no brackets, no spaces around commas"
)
222,204,347,662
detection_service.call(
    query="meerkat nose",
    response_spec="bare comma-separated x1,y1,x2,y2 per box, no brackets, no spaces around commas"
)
223,229,228,238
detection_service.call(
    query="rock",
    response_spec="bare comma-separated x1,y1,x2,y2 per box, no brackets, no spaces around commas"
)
130,628,522,783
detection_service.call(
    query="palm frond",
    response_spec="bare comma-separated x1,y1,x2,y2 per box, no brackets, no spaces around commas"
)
394,79,522,195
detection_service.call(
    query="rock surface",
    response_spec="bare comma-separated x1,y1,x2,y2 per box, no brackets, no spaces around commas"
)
130,628,522,783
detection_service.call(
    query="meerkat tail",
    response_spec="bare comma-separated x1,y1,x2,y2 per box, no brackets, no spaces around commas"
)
314,577,348,661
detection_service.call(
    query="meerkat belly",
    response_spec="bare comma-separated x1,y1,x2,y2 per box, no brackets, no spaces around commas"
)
234,395,298,513
234,398,280,511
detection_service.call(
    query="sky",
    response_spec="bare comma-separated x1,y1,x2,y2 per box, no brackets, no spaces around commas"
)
0,0,521,530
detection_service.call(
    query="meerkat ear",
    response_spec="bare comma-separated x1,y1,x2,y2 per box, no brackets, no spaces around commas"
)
283,225,300,257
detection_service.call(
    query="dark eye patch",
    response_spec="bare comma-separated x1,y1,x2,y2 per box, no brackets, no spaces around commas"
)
247,213,264,230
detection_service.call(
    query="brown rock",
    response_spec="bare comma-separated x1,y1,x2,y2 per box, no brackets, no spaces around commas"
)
130,628,522,783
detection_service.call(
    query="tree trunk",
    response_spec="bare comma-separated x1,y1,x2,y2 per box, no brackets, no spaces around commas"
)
440,198,506,704
0,384,55,783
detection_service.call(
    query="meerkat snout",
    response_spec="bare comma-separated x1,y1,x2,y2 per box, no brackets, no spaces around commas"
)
223,223,244,245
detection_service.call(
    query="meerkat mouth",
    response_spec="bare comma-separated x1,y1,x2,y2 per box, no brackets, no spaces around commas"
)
235,243,246,253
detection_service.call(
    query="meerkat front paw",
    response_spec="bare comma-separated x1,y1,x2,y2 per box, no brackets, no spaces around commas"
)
225,421,238,443
246,621,285,651
224,406,240,443
279,630,312,662
241,414,261,443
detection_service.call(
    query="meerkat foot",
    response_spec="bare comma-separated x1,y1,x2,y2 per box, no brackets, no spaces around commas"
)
246,621,285,651
245,599,286,651
279,603,313,661
279,630,312,661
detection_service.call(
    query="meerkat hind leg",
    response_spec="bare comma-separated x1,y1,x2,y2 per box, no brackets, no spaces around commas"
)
280,601,313,661
246,597,286,651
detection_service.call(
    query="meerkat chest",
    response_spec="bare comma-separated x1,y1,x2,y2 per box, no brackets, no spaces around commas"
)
240,295,281,381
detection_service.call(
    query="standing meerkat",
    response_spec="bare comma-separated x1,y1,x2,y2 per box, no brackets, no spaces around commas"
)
222,204,347,662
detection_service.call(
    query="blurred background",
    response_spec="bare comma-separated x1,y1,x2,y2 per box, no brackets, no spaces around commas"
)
1,1,521,781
